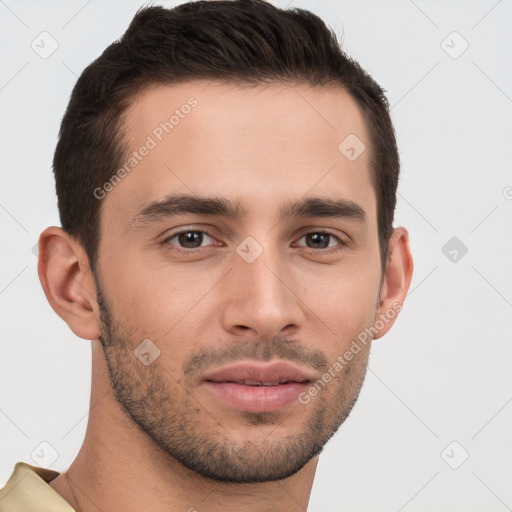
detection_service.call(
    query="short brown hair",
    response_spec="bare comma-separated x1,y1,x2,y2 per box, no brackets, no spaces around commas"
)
53,0,400,274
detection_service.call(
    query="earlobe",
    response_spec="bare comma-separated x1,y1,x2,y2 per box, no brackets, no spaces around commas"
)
37,227,101,340
373,226,414,340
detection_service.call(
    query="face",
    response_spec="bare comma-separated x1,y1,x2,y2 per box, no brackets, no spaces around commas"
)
95,80,383,483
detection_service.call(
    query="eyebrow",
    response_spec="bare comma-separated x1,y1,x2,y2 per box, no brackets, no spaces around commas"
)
131,194,366,227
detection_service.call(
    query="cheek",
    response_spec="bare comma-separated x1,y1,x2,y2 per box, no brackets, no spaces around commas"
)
299,265,380,349
100,254,222,352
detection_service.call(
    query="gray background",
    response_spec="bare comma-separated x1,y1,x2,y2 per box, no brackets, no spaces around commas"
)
1,1,511,510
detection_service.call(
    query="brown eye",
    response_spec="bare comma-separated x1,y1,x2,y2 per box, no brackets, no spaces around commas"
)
297,232,342,250
177,231,203,248
165,230,216,250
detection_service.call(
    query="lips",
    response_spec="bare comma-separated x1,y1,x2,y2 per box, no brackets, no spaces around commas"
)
228,379,291,387
204,361,312,384
201,361,314,413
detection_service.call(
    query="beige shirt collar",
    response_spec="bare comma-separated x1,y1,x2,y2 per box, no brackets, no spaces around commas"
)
0,461,74,511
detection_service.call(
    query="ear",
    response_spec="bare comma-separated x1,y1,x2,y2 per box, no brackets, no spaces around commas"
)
373,226,414,340
37,226,101,340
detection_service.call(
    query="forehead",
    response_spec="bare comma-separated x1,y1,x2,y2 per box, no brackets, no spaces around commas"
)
102,80,376,230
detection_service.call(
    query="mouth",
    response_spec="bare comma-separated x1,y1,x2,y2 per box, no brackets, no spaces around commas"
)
217,379,300,386
201,361,314,413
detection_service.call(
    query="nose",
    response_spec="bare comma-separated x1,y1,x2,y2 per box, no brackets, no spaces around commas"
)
220,243,304,340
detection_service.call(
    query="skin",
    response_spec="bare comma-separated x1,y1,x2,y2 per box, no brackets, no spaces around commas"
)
38,80,413,512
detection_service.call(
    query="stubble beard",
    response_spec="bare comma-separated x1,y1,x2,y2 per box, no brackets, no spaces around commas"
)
95,284,370,483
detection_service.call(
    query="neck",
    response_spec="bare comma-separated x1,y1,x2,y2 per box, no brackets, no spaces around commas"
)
49,341,318,512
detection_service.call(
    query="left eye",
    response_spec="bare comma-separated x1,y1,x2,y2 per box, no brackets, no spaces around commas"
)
296,232,342,250
165,230,216,249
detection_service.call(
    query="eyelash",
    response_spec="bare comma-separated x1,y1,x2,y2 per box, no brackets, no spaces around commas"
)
162,228,347,255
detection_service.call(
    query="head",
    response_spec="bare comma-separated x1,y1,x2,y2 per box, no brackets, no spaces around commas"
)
39,0,413,484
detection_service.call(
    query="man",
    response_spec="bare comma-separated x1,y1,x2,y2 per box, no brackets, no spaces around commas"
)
0,0,413,510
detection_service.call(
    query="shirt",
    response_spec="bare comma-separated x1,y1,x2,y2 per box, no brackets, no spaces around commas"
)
0,461,75,511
